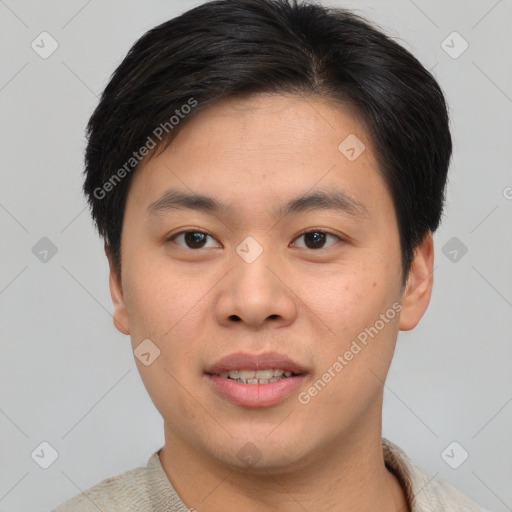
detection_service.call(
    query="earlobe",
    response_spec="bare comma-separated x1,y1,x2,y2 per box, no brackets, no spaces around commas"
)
105,245,130,335
399,232,434,331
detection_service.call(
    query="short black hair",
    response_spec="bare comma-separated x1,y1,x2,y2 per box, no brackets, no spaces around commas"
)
83,0,452,283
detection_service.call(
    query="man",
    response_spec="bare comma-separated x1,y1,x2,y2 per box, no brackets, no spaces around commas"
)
54,0,485,510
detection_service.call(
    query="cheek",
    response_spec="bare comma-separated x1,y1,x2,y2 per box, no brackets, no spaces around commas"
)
123,268,206,420
299,260,400,342
122,247,202,339
296,260,401,404
121,253,209,388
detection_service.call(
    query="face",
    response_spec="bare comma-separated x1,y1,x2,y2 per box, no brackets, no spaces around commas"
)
108,93,433,472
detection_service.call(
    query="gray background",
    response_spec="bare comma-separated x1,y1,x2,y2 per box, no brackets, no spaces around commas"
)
0,1,511,511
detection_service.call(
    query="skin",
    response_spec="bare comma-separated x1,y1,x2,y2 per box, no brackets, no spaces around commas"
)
107,93,433,512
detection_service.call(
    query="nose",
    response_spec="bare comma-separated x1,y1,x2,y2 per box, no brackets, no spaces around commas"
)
214,238,298,330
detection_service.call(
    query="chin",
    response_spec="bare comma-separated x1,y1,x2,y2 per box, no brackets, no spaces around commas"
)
210,433,313,474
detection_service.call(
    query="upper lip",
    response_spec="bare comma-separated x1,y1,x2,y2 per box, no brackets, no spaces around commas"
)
205,351,308,375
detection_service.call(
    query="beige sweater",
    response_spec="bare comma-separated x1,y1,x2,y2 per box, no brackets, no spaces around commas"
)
52,439,485,511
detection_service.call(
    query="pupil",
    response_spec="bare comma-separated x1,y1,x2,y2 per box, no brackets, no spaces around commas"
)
305,232,325,249
185,232,206,248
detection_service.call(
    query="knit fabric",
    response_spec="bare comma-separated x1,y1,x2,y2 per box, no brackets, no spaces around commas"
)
53,438,485,511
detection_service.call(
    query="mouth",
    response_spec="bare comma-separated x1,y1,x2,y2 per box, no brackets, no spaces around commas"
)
205,352,308,408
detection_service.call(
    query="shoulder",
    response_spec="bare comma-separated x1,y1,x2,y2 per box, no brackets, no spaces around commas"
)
52,463,151,512
422,476,488,511
382,438,487,512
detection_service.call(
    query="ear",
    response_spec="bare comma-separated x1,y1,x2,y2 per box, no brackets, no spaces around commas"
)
105,244,130,335
399,231,434,331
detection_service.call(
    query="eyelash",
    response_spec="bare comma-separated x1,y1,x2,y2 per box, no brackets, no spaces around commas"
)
166,229,343,250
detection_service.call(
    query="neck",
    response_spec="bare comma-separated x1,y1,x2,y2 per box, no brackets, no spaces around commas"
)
158,416,409,512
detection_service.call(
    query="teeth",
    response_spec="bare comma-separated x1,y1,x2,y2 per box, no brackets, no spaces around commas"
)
226,369,293,379
232,376,285,384
255,369,275,380
218,368,299,384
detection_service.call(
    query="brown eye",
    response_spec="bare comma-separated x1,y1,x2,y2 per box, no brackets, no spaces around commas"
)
168,230,220,249
293,231,341,250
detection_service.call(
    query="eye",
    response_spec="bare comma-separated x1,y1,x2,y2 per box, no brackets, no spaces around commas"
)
292,230,342,250
167,230,221,250
167,229,343,251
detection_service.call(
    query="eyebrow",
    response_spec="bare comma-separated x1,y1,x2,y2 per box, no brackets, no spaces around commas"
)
146,188,369,220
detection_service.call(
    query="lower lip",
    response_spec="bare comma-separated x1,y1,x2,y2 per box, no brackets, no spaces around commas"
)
207,374,306,408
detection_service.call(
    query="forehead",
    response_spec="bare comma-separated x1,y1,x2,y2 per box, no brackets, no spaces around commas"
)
128,93,388,217
169,92,369,152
